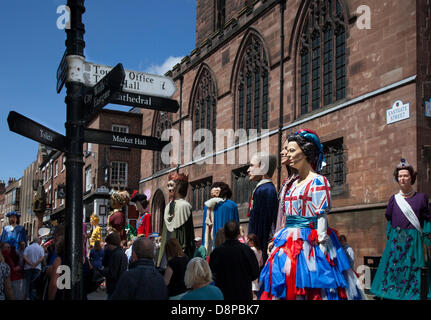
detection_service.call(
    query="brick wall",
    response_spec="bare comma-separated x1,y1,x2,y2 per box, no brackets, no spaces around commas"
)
139,0,426,262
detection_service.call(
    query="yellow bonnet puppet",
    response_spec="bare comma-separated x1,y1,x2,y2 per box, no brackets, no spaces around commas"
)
90,213,102,247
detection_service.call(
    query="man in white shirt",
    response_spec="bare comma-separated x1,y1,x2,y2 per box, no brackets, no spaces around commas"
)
23,237,45,300
339,235,355,269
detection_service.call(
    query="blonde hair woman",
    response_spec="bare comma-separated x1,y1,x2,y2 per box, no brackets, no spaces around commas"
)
181,257,223,300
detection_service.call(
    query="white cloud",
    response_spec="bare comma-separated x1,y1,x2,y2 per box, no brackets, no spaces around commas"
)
144,56,183,75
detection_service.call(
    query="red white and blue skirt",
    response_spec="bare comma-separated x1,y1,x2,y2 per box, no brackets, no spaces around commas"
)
259,215,366,300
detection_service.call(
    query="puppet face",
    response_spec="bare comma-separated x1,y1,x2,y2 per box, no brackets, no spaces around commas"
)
247,155,264,181
280,139,289,166
134,201,144,213
397,169,412,188
90,215,99,227
286,141,307,171
167,180,176,197
211,187,221,198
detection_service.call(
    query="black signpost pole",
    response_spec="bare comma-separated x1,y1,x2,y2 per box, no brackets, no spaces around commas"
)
64,0,86,300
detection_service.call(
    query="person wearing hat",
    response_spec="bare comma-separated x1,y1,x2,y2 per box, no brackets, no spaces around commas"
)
193,237,206,259
131,190,152,238
371,158,431,300
1,211,27,251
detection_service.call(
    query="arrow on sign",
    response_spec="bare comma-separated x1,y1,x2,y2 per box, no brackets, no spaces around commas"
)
7,111,66,152
83,63,125,123
83,128,169,151
110,91,179,113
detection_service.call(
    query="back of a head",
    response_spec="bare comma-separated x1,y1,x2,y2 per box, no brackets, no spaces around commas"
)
53,224,65,239
165,238,184,259
214,228,226,248
184,257,212,289
133,238,154,259
224,220,240,240
252,152,277,178
105,232,121,247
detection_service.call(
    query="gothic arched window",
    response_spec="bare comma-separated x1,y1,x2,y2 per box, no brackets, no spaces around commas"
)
192,67,217,149
237,35,269,131
299,0,347,115
153,111,172,173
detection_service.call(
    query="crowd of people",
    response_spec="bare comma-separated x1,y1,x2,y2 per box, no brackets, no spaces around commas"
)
1,128,430,301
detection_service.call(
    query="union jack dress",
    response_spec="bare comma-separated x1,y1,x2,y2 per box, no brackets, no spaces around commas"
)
259,175,366,300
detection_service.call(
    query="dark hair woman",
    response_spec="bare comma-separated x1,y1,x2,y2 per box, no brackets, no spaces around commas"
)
371,158,431,300
163,238,189,298
259,129,366,300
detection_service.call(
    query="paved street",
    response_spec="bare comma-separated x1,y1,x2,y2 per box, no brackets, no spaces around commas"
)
87,287,107,300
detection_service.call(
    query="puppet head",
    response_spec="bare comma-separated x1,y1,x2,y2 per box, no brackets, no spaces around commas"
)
168,172,189,199
110,189,130,210
90,213,100,227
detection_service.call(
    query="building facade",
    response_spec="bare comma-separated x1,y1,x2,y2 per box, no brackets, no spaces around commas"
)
82,109,142,237
137,0,431,270
20,161,38,240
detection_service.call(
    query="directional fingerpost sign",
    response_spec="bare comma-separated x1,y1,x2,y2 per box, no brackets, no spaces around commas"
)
56,50,67,94
83,128,169,151
83,63,125,122
110,91,179,113
7,111,66,152
82,61,177,98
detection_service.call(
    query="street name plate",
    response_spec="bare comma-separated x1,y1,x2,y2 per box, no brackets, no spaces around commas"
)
7,111,66,152
84,128,169,151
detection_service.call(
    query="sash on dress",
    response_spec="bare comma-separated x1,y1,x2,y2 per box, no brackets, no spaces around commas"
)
394,192,422,234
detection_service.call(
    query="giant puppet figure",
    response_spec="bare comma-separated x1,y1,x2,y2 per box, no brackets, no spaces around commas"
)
0,211,27,250
157,172,194,268
107,190,130,241
89,213,102,247
260,129,366,300
130,189,153,238
201,182,239,256
247,152,279,263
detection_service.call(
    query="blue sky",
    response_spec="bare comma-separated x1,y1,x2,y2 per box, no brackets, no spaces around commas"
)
0,0,196,184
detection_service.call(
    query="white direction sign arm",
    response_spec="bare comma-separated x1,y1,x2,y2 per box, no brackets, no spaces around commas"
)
88,63,176,98
66,57,177,98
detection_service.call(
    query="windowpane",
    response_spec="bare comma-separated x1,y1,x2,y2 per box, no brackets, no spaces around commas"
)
192,68,217,147
191,177,213,212
299,0,346,114
239,85,244,129
246,74,252,130
237,36,269,130
321,138,345,189
111,161,127,187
